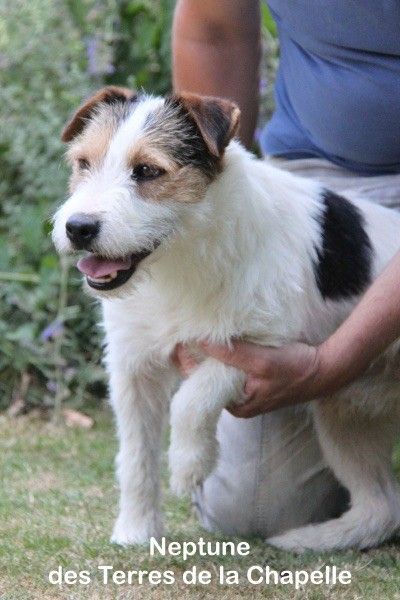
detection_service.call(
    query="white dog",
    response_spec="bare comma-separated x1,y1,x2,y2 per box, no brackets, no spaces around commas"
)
53,86,400,552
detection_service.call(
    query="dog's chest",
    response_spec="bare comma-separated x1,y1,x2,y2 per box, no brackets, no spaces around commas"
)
102,277,293,359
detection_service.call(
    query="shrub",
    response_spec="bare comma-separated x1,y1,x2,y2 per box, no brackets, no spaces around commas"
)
0,0,173,411
0,0,275,412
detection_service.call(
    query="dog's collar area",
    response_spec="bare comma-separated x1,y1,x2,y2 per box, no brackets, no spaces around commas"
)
77,246,159,291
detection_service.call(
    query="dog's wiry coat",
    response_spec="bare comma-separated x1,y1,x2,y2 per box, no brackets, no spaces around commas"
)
53,88,400,552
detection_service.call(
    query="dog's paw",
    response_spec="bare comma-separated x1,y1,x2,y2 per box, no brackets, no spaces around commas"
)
110,514,162,546
169,465,204,497
169,445,216,497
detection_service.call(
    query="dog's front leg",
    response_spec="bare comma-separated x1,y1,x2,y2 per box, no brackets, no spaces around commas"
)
169,358,245,496
109,366,172,546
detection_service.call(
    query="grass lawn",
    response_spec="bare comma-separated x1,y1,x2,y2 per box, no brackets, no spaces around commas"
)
1,410,400,600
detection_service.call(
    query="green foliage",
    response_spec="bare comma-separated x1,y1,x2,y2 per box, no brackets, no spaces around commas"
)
0,0,173,410
107,0,174,93
0,0,276,412
261,2,277,37
259,4,279,128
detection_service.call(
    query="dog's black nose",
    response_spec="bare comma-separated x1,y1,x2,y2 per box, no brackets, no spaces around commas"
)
66,213,100,249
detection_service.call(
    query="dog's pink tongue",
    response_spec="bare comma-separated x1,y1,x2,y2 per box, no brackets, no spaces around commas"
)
77,255,131,278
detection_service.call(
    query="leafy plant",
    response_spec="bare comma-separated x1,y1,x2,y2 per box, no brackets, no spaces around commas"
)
0,0,275,412
107,0,174,93
0,0,173,411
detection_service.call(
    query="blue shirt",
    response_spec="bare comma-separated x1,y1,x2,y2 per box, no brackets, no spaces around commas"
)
260,1,400,174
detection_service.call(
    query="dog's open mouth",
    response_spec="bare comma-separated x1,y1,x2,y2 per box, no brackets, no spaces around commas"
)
76,249,153,291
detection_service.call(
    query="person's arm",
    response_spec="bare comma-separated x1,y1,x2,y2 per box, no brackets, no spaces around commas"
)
172,0,261,147
175,250,400,417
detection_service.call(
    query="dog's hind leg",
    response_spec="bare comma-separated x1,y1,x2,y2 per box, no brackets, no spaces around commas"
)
110,365,175,546
169,358,245,496
266,402,400,552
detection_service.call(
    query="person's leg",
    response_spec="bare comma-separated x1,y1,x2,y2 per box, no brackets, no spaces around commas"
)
194,158,400,538
270,156,400,209
194,407,348,537
266,401,400,552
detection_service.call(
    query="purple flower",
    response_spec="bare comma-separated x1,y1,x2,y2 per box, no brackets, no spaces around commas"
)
104,62,115,75
254,127,262,144
40,319,64,341
46,380,58,393
86,36,99,76
259,78,268,94
85,36,115,76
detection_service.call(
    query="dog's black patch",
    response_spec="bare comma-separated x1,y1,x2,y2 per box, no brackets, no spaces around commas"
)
314,190,373,300
170,98,220,177
144,97,223,180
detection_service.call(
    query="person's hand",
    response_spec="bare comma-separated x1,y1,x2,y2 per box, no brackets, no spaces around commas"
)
173,251,400,417
172,340,329,418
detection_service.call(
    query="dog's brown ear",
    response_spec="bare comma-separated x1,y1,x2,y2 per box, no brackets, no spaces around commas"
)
61,86,136,142
174,93,240,157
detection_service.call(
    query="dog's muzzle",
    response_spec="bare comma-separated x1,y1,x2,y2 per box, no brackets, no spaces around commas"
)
64,212,160,291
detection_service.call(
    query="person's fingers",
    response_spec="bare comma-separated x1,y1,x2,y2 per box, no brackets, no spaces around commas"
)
171,343,199,377
244,375,263,397
226,379,266,418
201,340,271,374
227,399,266,418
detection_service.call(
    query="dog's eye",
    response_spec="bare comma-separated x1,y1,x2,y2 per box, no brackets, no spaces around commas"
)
131,164,165,182
78,158,90,171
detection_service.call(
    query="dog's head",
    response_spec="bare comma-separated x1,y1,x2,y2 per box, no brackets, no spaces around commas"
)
52,86,240,297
